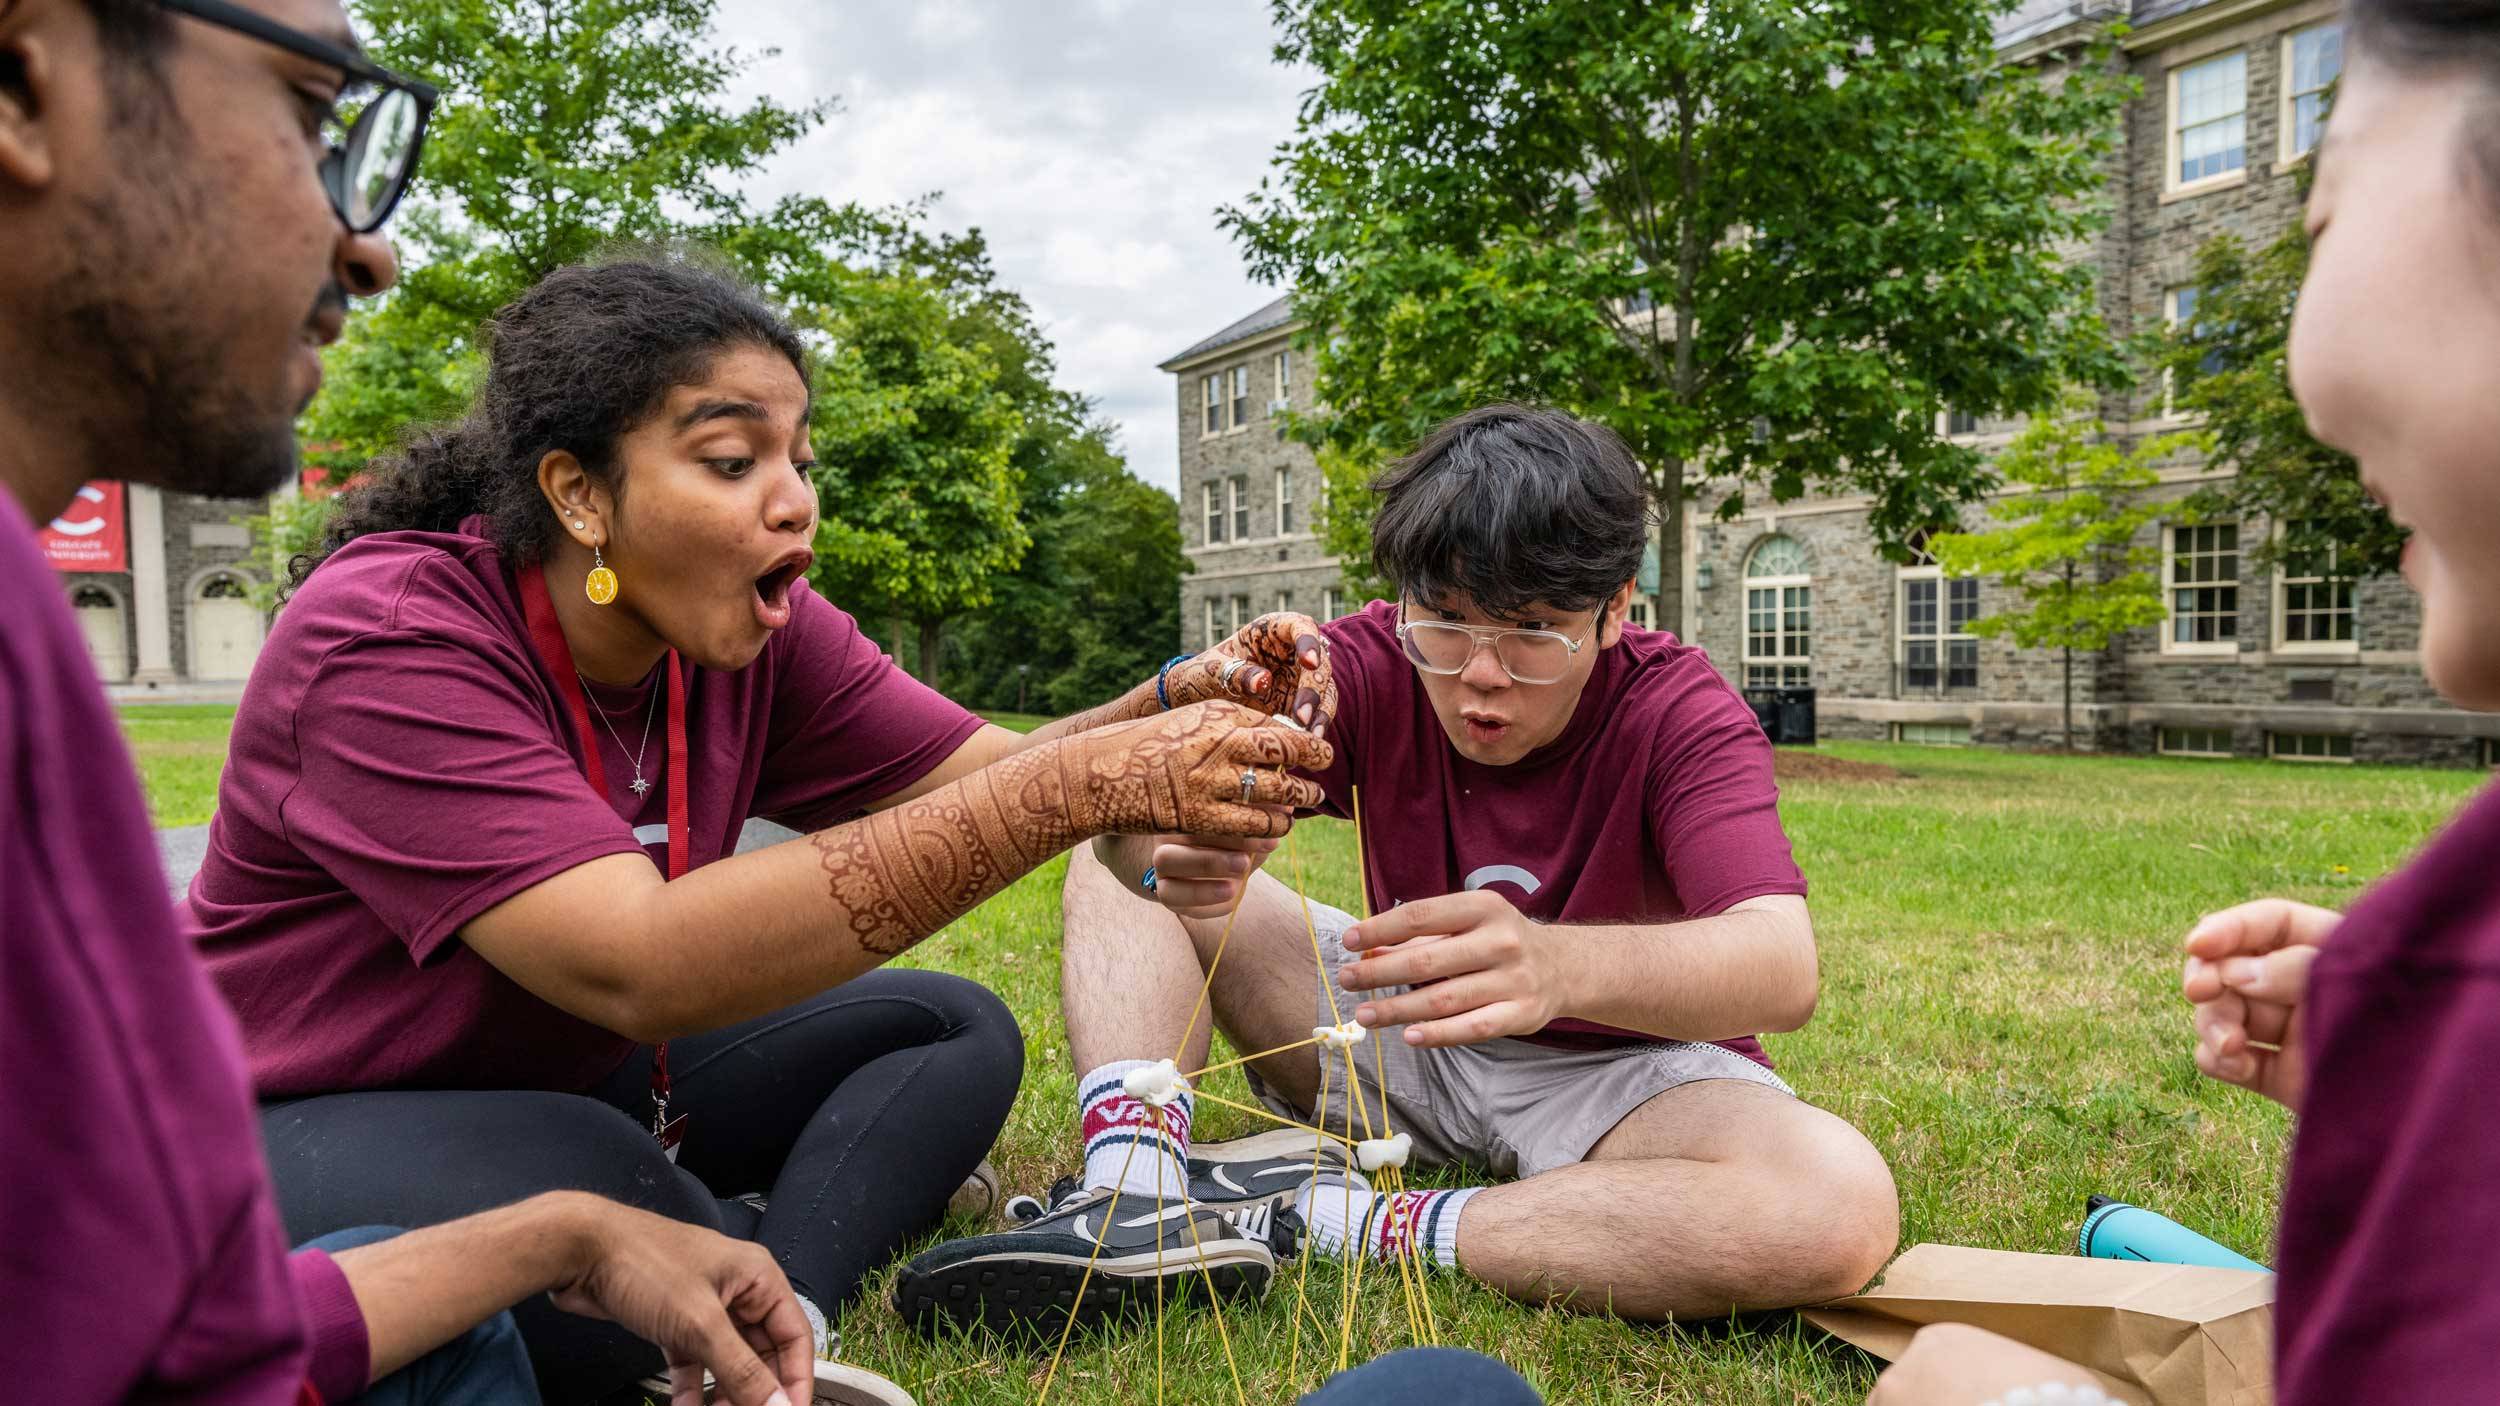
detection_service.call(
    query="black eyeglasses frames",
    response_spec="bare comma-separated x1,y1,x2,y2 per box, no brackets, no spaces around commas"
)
156,0,437,233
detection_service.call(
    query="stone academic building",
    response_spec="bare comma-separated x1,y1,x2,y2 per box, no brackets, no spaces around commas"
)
42,482,275,690
1164,0,2494,766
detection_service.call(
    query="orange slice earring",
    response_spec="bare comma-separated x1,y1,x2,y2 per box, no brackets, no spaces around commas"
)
585,544,619,605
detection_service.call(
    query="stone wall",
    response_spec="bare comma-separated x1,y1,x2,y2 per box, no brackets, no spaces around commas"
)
1171,326,1344,650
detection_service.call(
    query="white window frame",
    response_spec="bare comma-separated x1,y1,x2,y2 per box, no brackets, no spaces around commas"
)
2158,726,2234,758
1202,373,1224,437
2162,522,2241,656
1230,593,1251,634
1894,722,1972,747
1203,481,1226,545
1275,590,1292,616
2270,731,2354,764
2164,285,2203,420
1320,586,1342,620
1229,474,1250,542
1230,365,1250,430
2273,520,2359,655
1896,563,1979,691
1204,596,1222,649
1273,349,1291,403
2280,22,2342,165
1742,536,1813,690
2167,50,2249,195
1276,466,1295,537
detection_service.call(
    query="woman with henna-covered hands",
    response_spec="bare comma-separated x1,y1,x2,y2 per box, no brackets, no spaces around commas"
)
184,251,1338,1404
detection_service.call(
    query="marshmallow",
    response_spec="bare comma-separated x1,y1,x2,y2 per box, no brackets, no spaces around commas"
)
1120,1058,1191,1108
1355,1132,1413,1172
1312,1022,1368,1050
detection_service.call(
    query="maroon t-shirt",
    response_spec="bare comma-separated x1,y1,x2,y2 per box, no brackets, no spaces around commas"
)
0,492,366,1404
1308,600,1807,1065
2275,782,2500,1401
188,518,984,1098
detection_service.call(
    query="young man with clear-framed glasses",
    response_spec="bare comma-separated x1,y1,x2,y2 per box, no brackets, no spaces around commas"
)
900,404,1898,1334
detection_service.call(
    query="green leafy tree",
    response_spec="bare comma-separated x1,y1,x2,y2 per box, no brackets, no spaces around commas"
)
302,0,836,462
1931,391,2198,750
945,419,1188,717
2163,227,2402,576
1227,0,2136,627
786,259,1028,687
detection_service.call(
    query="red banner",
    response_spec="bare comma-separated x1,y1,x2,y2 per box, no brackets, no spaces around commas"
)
40,481,127,573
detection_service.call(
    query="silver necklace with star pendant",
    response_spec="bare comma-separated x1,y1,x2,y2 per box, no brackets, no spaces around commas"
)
578,670,660,796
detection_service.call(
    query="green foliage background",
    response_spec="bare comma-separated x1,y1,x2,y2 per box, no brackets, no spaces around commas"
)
256,0,1185,708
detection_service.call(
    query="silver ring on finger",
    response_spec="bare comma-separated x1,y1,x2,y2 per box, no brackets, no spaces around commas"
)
1240,769,1259,804
1219,657,1249,689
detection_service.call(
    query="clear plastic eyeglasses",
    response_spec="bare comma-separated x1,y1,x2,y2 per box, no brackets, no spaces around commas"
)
1394,607,1592,685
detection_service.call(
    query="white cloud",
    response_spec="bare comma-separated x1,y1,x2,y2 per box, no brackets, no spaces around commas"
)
717,1,1310,489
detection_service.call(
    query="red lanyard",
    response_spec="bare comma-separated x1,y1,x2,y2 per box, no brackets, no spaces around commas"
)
518,562,689,1151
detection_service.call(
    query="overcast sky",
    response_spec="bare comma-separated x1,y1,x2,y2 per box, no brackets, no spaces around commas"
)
717,2,1312,494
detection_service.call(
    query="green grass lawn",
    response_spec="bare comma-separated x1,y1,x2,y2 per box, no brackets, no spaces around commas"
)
115,707,2488,1403
118,703,237,827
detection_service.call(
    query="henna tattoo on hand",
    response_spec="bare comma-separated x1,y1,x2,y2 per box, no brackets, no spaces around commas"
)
1165,613,1338,734
803,703,1331,958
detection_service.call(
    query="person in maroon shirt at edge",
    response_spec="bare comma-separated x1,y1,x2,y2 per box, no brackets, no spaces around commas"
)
1869,2,2500,1401
898,405,1899,1334
0,0,830,1403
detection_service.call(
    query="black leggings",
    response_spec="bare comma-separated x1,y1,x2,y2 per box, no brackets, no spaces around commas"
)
259,969,1022,1404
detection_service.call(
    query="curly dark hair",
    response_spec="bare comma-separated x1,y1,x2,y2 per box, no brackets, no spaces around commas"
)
1368,404,1653,619
292,249,808,591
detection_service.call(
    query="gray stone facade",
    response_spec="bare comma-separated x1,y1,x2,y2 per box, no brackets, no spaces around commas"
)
1159,297,1346,650
53,484,272,689
1164,0,2491,765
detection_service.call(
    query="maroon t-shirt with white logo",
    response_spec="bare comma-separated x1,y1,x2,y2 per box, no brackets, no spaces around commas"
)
1307,600,1807,1065
187,517,983,1098
2274,782,2500,1401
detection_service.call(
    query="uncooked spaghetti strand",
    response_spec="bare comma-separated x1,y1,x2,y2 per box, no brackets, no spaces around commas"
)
1035,1132,1146,1406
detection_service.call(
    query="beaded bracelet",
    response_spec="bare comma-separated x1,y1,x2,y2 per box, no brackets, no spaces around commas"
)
1154,653,1195,711
1979,1384,2121,1406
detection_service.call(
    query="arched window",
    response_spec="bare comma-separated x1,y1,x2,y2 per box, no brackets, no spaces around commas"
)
1742,536,1811,688
1898,528,1979,692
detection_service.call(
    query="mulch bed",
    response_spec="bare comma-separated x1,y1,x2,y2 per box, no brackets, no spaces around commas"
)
1772,749,1905,784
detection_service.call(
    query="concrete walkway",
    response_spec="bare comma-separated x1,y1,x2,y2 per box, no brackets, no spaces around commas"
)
154,817,802,899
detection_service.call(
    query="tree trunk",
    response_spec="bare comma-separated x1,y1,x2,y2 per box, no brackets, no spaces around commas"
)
1654,480,1685,639
918,616,946,691
2062,645,2075,752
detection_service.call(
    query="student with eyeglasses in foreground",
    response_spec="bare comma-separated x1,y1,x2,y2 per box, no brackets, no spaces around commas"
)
0,0,832,1401
901,404,1899,1340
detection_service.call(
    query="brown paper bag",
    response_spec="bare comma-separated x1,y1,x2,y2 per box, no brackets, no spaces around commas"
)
1798,1243,2274,1406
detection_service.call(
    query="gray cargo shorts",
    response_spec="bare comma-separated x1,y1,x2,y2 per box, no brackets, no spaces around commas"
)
1243,896,1796,1179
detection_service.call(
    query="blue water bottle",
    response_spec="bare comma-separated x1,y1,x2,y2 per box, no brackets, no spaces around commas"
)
2077,1195,2269,1273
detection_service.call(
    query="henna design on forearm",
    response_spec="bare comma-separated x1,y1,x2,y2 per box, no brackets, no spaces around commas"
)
806,705,1332,958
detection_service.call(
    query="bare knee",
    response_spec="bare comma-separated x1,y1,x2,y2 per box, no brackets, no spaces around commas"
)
1768,1117,1899,1303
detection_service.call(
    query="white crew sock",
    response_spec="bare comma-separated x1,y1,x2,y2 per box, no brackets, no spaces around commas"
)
1294,1181,1476,1270
1078,1059,1193,1200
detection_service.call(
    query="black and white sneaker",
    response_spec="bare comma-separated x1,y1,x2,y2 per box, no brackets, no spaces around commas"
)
893,1182,1288,1338
1187,1128,1363,1217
